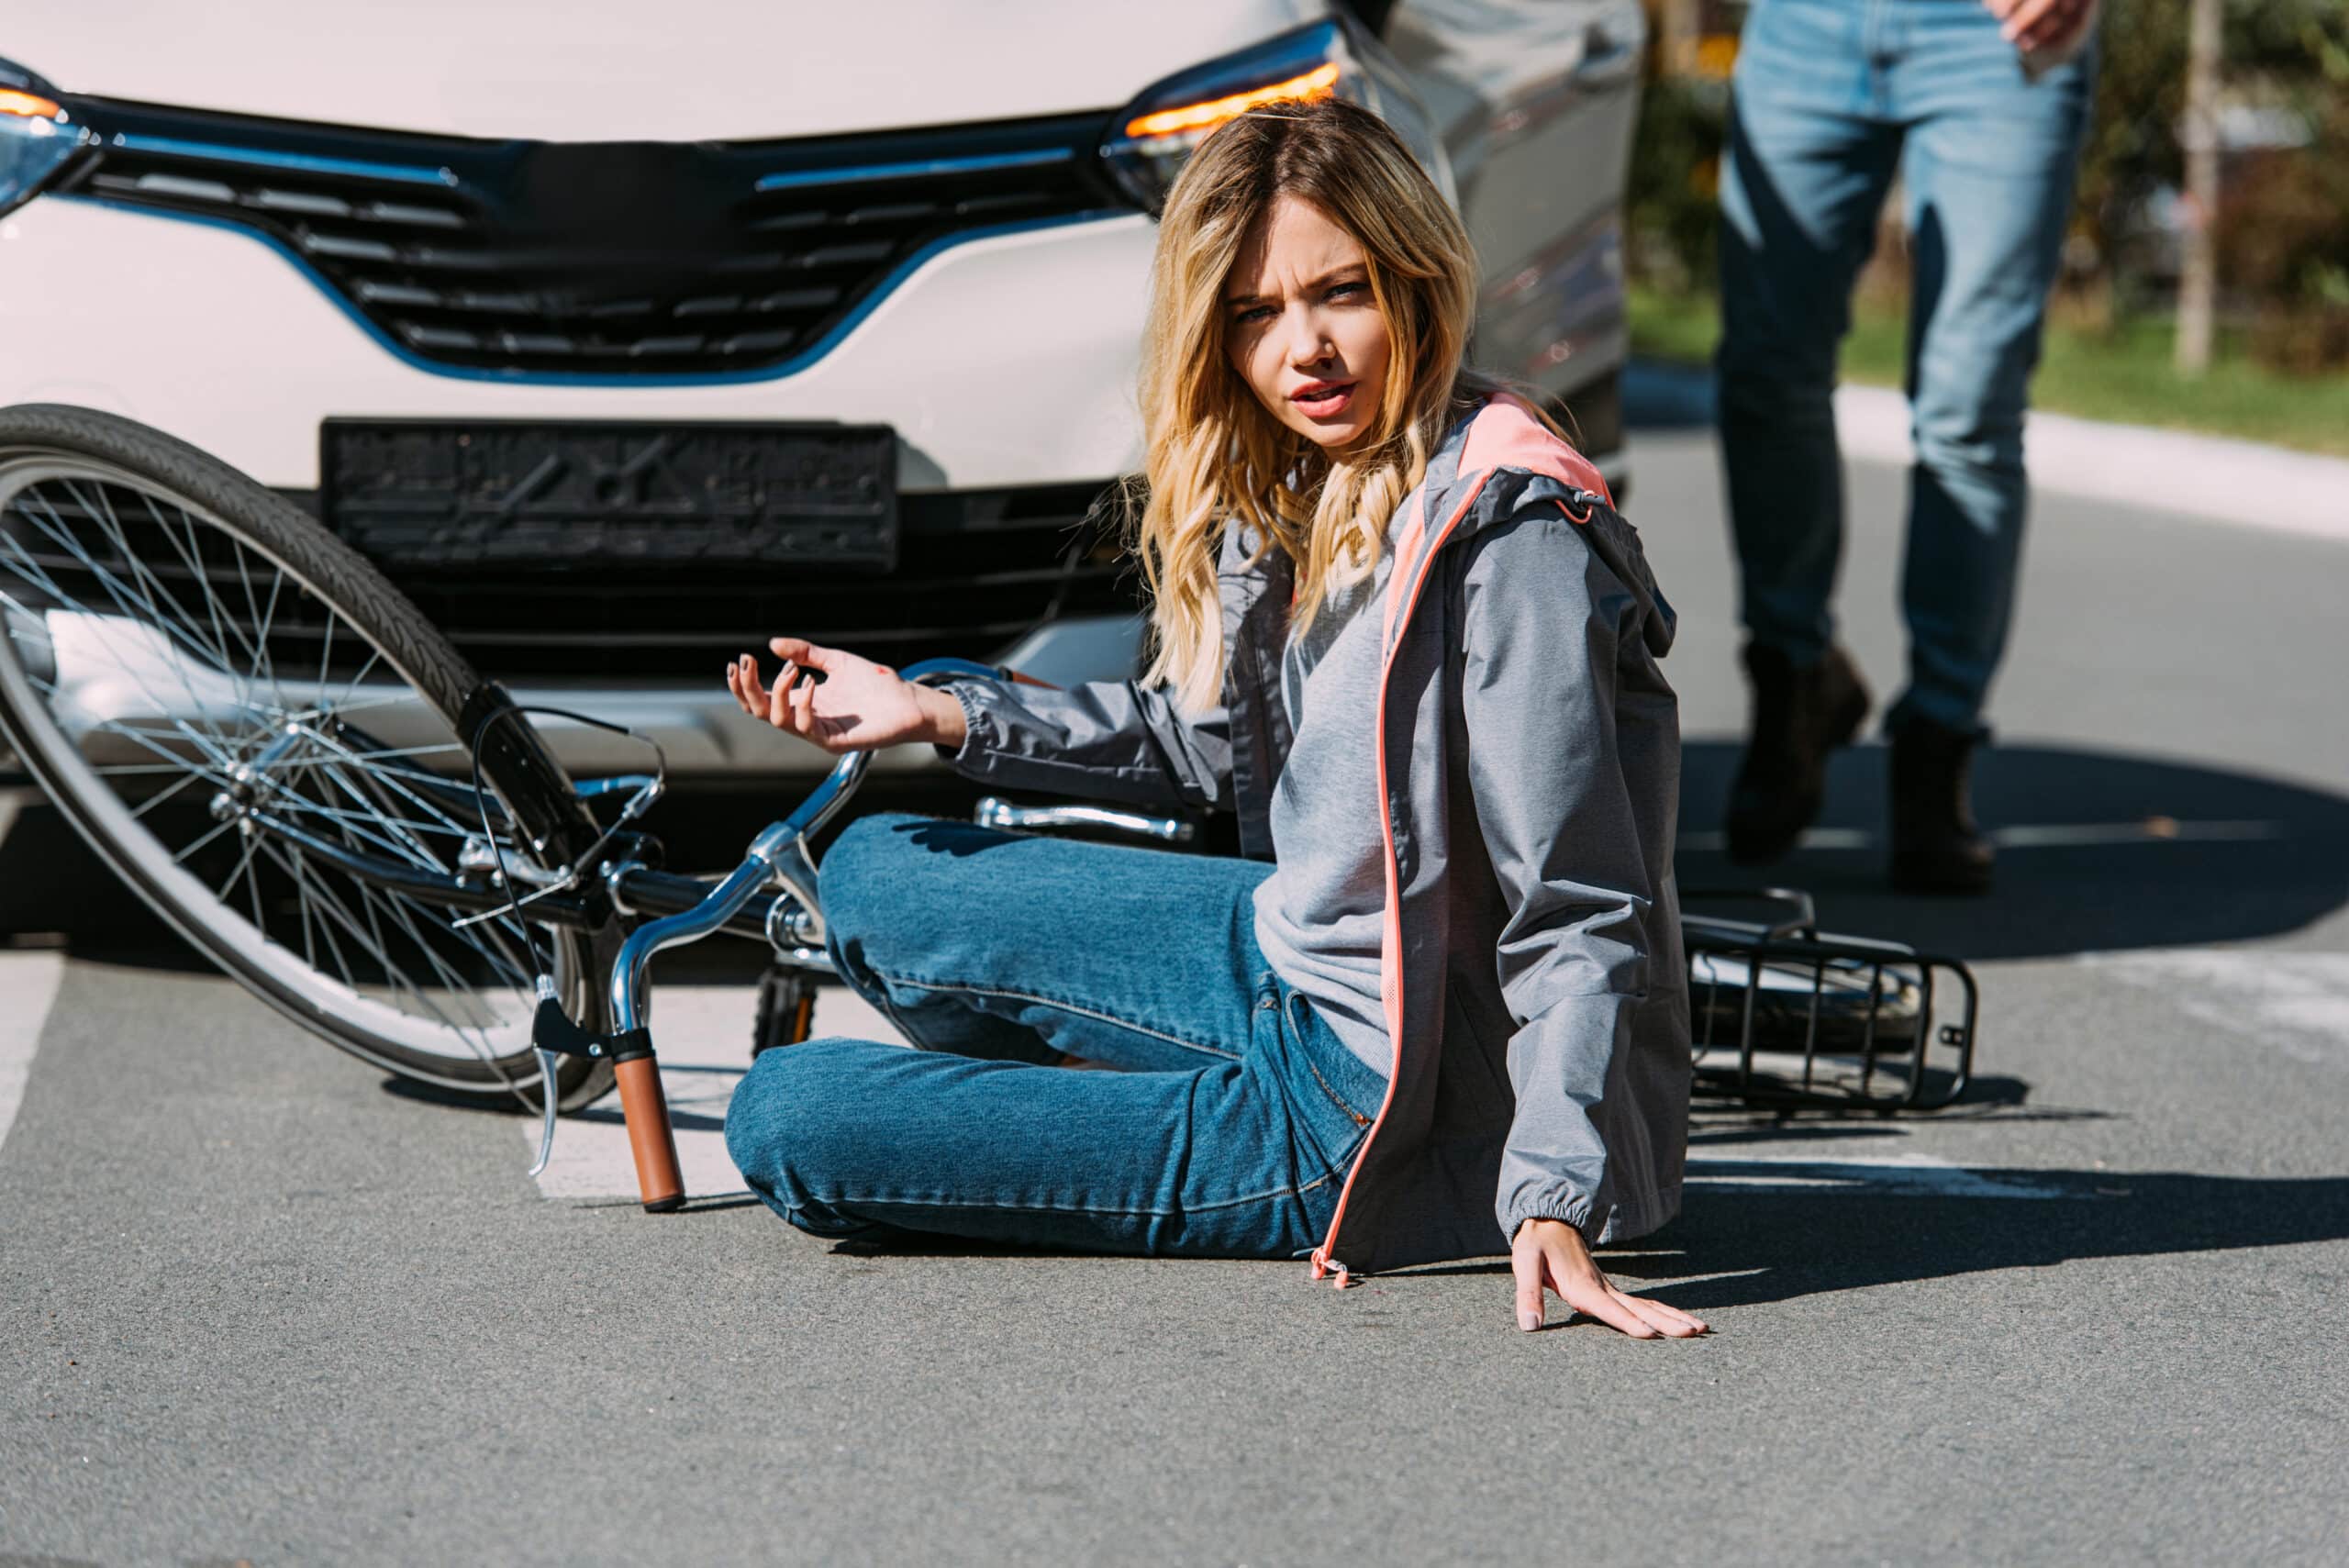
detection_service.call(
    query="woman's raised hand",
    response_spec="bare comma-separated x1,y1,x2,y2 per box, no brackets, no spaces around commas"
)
1511,1218,1709,1339
724,637,965,755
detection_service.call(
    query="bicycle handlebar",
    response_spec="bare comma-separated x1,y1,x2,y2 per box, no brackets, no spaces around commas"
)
529,657,1004,1202
602,655,999,1036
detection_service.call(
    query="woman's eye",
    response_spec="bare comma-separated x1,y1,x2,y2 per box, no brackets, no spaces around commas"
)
1327,281,1365,300
1235,306,1275,324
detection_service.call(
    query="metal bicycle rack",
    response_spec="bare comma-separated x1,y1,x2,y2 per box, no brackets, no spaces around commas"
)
1679,887,1979,1111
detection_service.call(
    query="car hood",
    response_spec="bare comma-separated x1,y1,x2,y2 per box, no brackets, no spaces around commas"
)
19,0,1328,141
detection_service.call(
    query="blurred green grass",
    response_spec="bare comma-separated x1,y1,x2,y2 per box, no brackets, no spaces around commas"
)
1629,284,2349,458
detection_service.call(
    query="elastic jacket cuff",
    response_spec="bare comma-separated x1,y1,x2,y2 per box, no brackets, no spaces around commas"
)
1503,1195,1604,1247
930,677,996,771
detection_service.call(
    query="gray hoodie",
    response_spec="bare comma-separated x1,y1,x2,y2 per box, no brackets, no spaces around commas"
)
937,394,1687,1276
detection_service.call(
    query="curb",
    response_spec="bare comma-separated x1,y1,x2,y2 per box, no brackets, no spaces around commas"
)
1831,384,2349,544
1625,360,2349,543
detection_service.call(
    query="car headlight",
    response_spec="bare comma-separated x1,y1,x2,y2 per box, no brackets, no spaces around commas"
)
1099,17,1456,215
0,62,93,221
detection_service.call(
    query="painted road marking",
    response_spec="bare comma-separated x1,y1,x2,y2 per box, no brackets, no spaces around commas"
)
1679,818,2284,854
526,983,907,1203
2082,948,2349,1068
0,951,66,1161
1685,1153,2073,1198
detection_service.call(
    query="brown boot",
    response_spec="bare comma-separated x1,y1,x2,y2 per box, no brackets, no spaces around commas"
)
1887,717,1996,895
1725,643,1872,866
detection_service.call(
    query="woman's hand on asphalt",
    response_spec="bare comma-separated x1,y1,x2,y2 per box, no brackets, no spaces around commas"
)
1511,1218,1709,1339
724,636,965,755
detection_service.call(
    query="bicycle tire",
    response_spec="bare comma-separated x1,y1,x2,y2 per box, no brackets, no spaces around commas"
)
0,404,614,1111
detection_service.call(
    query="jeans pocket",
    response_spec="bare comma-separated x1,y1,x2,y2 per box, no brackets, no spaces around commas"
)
1271,985,1375,1180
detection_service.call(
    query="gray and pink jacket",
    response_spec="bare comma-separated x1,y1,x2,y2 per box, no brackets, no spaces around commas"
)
938,393,1688,1276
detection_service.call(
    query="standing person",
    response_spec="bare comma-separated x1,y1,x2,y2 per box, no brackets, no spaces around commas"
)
1714,0,2099,892
721,97,1705,1339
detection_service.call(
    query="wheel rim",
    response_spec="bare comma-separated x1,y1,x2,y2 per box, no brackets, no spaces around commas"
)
0,450,580,1085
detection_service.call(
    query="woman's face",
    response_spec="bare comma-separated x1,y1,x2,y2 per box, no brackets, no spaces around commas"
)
1223,194,1393,454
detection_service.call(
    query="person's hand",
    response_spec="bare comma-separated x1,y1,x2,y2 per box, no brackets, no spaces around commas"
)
723,637,966,755
1981,0,2093,55
1511,1218,1709,1339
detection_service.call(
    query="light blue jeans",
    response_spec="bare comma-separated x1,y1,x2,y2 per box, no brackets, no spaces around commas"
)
723,813,1385,1257
1716,0,2095,737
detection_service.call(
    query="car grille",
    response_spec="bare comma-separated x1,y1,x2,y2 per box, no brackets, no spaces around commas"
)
284,481,1144,681
61,98,1128,377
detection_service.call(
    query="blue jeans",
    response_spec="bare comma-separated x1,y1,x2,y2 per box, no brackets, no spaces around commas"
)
1716,0,2095,737
723,812,1386,1258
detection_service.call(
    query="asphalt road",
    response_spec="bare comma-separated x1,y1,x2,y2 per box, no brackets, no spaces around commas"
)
4,413,2346,1566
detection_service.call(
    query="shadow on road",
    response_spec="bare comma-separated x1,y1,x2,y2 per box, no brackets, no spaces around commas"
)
1599,1169,2349,1310
1372,1164,2349,1311
1675,740,2349,960
813,1163,2349,1311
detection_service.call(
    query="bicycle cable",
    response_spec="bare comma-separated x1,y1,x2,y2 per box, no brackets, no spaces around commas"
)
464,703,670,991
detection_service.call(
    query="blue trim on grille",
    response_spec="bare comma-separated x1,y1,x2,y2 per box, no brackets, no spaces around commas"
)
108,133,461,188
753,146,1073,192
55,194,1136,386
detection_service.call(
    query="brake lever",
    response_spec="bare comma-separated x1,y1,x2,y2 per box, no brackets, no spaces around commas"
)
528,975,563,1178
529,1046,563,1178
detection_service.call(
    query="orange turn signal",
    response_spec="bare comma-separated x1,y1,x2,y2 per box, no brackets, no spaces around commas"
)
0,89,63,121
1122,62,1340,141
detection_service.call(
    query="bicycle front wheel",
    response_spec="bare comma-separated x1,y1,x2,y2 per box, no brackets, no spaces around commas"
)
0,405,612,1110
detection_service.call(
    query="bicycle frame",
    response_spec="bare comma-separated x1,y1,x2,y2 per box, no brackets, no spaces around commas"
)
211,660,1987,1214
515,656,1002,1209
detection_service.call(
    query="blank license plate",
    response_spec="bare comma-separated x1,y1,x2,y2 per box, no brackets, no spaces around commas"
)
318,418,898,571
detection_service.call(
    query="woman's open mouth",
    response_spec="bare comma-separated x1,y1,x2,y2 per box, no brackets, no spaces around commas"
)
1290,380,1357,419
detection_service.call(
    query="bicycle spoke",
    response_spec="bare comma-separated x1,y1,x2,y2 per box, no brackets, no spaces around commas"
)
292,725,482,848
0,504,272,764
222,536,288,717
306,755,462,873
125,768,210,821
0,449,578,1084
70,478,241,688
254,835,509,1071
24,487,252,754
139,488,252,684
170,813,241,867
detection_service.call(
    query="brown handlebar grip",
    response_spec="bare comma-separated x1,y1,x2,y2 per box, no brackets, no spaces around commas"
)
614,1056,685,1212
998,666,1063,690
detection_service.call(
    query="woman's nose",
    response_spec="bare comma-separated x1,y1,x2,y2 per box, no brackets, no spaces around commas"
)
1282,308,1335,369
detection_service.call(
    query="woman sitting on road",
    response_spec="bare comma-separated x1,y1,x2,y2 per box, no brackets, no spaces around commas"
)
721,96,1703,1340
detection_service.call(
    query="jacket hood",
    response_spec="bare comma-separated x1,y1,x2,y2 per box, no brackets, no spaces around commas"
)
1422,394,1676,661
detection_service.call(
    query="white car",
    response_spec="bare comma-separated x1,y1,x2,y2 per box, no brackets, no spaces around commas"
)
0,0,1642,783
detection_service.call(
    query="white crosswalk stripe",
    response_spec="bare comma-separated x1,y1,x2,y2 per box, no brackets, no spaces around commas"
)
0,950,66,1162
2082,948,2349,1068
1685,1153,2074,1198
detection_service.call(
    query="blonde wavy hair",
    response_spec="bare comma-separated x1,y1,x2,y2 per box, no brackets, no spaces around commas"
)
1130,95,1532,714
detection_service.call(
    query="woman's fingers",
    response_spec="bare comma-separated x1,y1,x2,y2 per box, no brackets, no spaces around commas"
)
768,660,803,730
1510,1244,1547,1332
1508,1218,1709,1339
788,665,818,732
768,635,838,673
730,656,767,719
1613,1287,1708,1339
1564,1274,1661,1339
